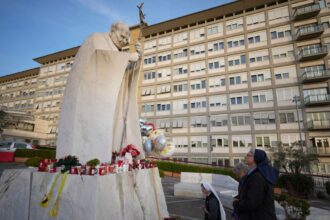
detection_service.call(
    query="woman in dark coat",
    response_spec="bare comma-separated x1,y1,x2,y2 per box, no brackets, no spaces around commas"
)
233,148,279,220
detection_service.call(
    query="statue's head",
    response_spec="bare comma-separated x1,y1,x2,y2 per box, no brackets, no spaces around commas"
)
110,22,130,49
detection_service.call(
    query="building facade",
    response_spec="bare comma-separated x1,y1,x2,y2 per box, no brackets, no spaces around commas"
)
0,0,329,173
139,0,330,173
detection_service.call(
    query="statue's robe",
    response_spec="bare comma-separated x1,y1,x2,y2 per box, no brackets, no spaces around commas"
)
56,32,143,162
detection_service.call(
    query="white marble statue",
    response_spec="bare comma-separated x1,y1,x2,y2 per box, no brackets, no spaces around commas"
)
56,22,144,162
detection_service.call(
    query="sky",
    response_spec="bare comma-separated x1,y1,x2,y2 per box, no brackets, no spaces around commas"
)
0,0,234,76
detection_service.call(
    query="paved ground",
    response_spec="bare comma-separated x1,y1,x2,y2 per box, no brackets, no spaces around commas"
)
162,176,232,220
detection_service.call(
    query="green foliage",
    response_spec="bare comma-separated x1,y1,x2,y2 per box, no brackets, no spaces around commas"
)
86,158,100,167
276,174,314,198
15,149,56,159
273,142,317,174
36,146,56,150
325,182,330,195
54,155,81,173
158,169,164,178
25,157,41,167
275,193,310,219
155,161,236,179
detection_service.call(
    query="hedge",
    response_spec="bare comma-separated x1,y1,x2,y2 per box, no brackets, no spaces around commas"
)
25,157,41,167
15,149,56,159
155,161,236,179
325,181,330,195
276,174,314,198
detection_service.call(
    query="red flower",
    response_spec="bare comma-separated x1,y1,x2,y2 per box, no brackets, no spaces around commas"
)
119,144,140,157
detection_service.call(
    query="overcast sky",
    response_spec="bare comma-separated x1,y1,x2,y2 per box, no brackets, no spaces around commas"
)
0,0,234,76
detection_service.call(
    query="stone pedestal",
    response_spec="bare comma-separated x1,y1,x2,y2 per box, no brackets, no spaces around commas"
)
0,168,168,220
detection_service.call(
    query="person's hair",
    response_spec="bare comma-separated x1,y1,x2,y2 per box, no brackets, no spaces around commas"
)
233,162,249,175
248,147,255,156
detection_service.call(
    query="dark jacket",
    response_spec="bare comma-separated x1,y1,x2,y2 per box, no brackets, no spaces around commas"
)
236,169,277,220
205,192,221,220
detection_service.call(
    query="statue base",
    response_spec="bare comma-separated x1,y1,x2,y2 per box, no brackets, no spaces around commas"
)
0,168,169,220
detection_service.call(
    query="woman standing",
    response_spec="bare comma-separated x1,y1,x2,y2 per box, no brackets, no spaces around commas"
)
233,148,279,220
201,181,226,220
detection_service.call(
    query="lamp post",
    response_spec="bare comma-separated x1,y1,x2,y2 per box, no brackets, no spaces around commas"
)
207,113,213,164
293,95,303,149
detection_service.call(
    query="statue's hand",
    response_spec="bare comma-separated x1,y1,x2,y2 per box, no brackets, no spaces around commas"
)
135,41,141,55
129,52,139,62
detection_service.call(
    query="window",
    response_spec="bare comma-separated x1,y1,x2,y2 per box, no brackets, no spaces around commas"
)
141,104,154,113
190,62,206,74
256,136,271,147
173,83,188,92
173,32,188,43
208,41,224,52
251,74,265,82
279,112,295,123
210,115,228,127
207,26,219,35
158,53,171,62
144,56,156,65
209,61,220,69
143,71,156,80
270,30,291,39
226,19,243,31
173,49,188,59
190,28,205,40
156,103,171,112
209,95,227,108
190,117,207,128
227,39,244,48
191,137,208,148
190,44,205,56
158,36,171,48
190,99,207,109
228,55,246,66
232,135,252,148
231,114,251,126
211,136,229,147
275,72,289,80
254,112,275,125
230,95,248,105
229,76,241,85
268,6,289,22
248,35,261,44
144,40,156,50
246,12,265,27
190,80,206,90
173,66,188,75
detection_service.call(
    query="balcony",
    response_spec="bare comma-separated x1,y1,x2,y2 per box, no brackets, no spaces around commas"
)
297,46,328,62
295,24,324,41
304,94,330,106
301,69,330,83
307,120,330,130
292,4,321,21
307,147,330,156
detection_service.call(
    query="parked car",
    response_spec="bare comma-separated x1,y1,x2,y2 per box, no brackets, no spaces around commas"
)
0,142,36,152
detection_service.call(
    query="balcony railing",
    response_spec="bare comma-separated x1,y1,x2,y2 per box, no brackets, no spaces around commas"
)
301,69,330,83
293,3,321,21
298,46,328,61
307,147,330,155
307,120,330,130
295,24,324,41
304,94,330,106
